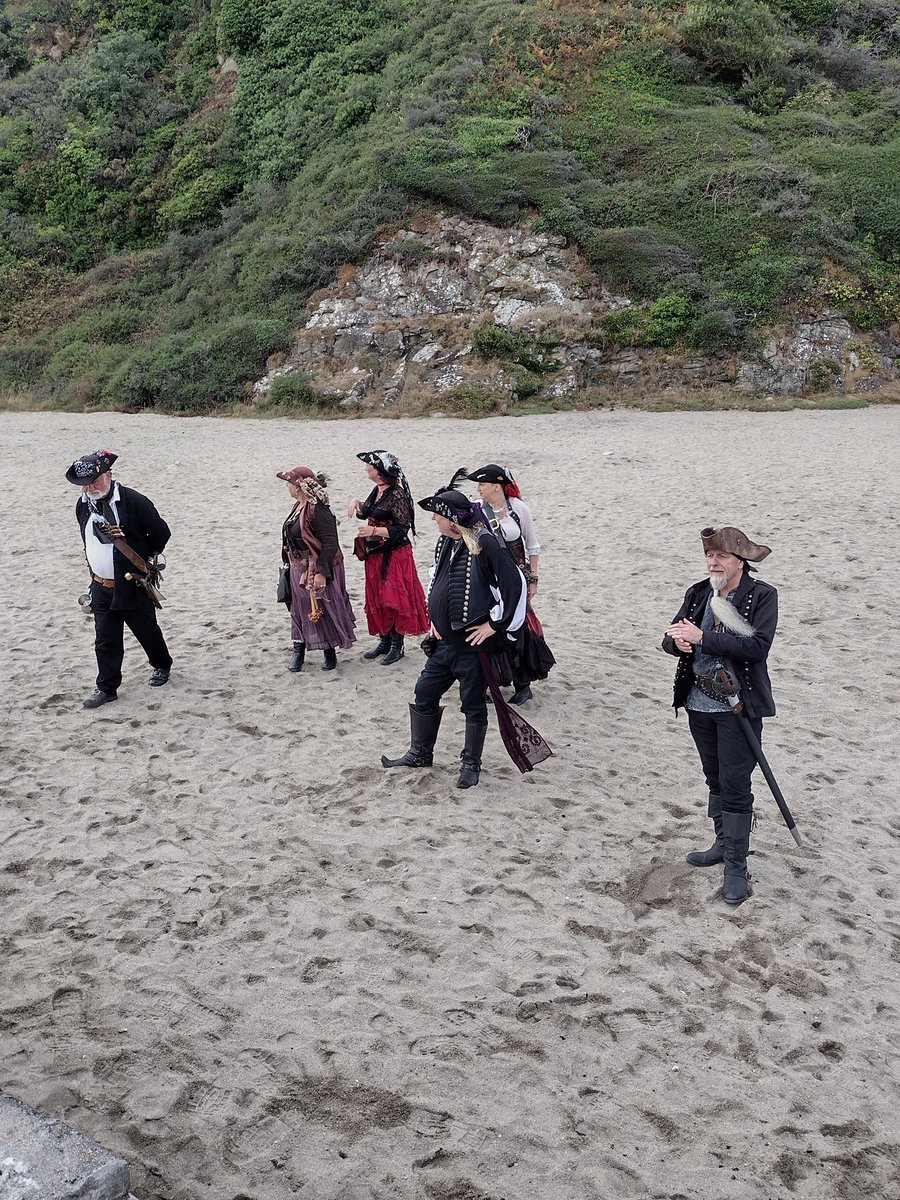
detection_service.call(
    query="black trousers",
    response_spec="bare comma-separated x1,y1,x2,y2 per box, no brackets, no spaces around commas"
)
91,581,172,695
414,639,488,726
687,709,763,815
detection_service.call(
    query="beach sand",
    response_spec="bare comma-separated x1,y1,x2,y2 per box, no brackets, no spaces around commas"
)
1,407,899,1200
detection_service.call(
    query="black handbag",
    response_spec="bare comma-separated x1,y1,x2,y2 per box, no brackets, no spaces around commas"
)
277,564,292,606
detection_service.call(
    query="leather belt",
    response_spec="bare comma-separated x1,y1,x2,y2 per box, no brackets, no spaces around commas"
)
92,573,115,588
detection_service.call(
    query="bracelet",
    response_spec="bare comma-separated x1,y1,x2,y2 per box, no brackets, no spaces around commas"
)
530,575,538,583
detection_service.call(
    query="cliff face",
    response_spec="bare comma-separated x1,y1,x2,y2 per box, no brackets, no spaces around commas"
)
253,214,899,410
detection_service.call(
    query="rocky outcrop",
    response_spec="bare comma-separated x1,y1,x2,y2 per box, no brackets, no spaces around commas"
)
252,213,898,408
735,316,898,395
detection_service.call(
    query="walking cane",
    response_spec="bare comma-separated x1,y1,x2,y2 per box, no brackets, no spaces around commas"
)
714,667,803,846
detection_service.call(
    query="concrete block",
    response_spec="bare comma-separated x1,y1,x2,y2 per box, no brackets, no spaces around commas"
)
0,1092,135,1200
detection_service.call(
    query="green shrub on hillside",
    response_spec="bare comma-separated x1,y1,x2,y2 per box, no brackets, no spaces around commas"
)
68,0,194,41
0,15,27,79
439,385,502,417
267,372,315,407
220,0,268,55
472,324,560,373
681,0,793,83
105,316,291,411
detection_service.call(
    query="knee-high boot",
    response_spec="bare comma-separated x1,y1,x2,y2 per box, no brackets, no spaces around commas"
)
722,810,753,905
456,722,487,789
288,641,306,672
381,704,443,767
381,628,405,666
686,791,724,866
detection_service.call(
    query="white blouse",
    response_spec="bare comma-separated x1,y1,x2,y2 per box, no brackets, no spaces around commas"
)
483,496,541,556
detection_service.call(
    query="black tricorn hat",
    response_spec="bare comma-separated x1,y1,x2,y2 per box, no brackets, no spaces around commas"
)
418,489,482,527
66,450,118,485
467,463,513,486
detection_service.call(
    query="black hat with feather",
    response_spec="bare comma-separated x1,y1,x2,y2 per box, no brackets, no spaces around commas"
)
417,467,483,528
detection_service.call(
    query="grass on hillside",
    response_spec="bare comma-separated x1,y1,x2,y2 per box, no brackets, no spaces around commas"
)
0,0,898,412
3,382,896,418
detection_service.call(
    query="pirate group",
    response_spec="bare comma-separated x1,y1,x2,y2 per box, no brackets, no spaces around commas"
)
66,448,778,906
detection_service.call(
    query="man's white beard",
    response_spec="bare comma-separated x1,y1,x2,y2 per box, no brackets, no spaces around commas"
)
709,572,727,592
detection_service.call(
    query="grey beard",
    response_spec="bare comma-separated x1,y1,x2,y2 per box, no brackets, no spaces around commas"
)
709,572,727,592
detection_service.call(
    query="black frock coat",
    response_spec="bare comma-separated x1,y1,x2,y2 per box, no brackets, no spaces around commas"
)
662,571,778,719
76,485,171,612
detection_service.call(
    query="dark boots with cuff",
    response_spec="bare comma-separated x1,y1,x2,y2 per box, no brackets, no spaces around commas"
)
381,704,443,768
687,791,725,866
381,629,405,666
456,722,487,789
363,634,391,660
722,810,753,905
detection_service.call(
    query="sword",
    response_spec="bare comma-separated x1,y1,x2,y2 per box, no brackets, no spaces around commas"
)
713,666,803,846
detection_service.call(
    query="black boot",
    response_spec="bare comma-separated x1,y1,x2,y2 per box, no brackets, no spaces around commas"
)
722,810,753,905
381,704,443,767
456,722,488,789
363,634,391,660
322,647,338,671
381,629,405,666
288,641,306,672
686,791,724,866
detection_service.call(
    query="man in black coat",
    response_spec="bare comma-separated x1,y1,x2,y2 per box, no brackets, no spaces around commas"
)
662,526,778,905
67,450,173,709
382,486,526,789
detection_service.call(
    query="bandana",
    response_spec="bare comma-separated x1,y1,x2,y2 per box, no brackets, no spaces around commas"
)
276,465,330,505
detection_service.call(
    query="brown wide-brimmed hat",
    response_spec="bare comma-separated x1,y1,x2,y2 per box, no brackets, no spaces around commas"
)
276,465,315,485
701,526,771,562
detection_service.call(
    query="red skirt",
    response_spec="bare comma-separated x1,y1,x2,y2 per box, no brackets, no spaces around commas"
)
364,543,429,637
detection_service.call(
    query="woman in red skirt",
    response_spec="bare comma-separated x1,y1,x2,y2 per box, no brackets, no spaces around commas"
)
346,451,429,665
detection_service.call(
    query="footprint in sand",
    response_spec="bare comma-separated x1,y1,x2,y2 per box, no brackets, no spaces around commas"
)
50,986,85,1072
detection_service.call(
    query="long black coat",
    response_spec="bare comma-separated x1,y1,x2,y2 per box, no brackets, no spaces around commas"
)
76,485,171,612
662,571,778,719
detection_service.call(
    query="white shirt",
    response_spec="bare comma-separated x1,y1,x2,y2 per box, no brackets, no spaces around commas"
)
484,496,541,556
82,483,121,578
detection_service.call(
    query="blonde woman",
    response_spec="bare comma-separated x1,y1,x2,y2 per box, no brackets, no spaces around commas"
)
381,482,526,788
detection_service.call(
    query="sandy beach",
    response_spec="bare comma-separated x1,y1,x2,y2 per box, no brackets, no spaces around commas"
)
1,406,899,1200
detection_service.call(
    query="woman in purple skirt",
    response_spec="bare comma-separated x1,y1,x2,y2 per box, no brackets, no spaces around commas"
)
277,465,356,671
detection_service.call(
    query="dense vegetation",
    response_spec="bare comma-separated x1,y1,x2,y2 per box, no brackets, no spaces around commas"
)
1,0,898,411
